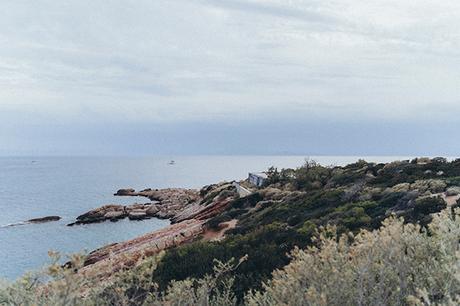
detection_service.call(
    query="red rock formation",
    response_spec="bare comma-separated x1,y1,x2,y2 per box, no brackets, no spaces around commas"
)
81,219,206,278
80,182,241,276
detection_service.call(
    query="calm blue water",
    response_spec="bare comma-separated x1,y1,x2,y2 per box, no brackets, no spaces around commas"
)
0,155,422,280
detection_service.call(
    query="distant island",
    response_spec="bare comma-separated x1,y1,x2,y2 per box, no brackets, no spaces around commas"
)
1,157,459,305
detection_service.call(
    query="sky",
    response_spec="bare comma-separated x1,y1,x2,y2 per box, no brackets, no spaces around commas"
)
1,0,459,156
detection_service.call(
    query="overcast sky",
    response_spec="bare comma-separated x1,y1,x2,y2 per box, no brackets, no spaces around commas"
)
1,0,459,156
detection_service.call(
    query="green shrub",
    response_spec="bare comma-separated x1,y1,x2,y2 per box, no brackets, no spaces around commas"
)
297,221,316,237
414,196,447,216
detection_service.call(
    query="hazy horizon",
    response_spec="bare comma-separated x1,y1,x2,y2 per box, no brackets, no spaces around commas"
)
1,1,459,156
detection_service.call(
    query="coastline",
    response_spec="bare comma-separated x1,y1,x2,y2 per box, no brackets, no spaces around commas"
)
76,181,245,277
75,157,460,280
0,155,314,280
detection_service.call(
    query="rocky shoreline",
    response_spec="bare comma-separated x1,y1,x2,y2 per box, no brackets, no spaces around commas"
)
77,181,244,275
67,186,215,226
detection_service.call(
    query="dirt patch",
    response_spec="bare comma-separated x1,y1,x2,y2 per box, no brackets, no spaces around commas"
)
202,219,238,241
442,193,460,206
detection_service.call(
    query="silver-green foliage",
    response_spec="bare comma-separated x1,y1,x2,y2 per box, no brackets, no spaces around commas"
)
0,252,241,306
246,208,460,306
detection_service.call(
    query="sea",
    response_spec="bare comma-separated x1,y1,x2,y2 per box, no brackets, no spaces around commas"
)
0,155,425,280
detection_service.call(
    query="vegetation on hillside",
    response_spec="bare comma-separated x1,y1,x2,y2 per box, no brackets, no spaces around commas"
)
1,208,459,305
153,158,460,300
246,209,460,306
1,158,460,305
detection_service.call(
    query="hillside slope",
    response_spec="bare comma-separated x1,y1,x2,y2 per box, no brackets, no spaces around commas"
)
1,157,460,305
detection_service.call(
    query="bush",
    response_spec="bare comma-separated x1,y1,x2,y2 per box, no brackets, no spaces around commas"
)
414,196,446,216
2,210,458,305
293,160,332,191
246,209,460,306
152,224,305,301
0,252,241,306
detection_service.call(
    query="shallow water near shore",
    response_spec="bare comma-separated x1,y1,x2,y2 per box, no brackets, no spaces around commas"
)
0,155,432,279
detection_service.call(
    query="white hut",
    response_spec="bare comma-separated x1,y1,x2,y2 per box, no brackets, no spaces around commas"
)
248,172,268,187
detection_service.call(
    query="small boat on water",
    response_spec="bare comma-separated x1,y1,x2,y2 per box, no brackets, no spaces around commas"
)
168,160,175,165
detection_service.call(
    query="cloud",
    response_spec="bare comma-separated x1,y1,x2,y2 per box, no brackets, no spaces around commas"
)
195,0,340,25
0,0,459,154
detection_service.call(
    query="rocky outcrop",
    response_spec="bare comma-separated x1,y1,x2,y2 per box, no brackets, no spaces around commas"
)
70,187,206,226
115,188,200,204
27,216,61,223
78,182,240,276
68,203,155,225
81,219,206,278
75,181,243,281
69,184,239,227
1,216,61,228
172,182,238,223
114,188,136,196
117,188,202,219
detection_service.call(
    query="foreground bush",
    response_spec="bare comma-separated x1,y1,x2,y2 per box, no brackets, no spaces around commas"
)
0,253,241,306
246,208,460,306
1,209,459,305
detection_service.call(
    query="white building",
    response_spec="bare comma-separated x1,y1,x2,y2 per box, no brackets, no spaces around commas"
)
248,172,268,187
